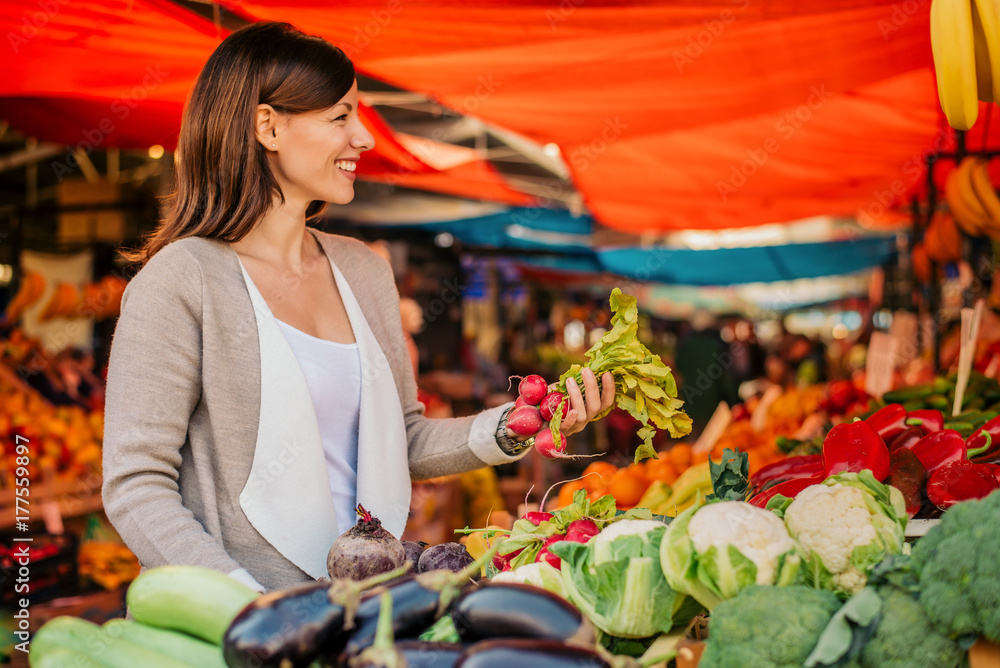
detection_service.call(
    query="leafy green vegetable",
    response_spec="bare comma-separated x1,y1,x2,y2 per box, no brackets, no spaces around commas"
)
550,520,700,639
805,587,882,668
548,288,691,462
698,585,850,668
858,585,966,668
418,615,460,643
911,489,1000,643
707,448,750,502
460,489,652,570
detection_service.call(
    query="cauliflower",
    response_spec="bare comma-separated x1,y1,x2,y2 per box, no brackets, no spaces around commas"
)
783,471,906,597
490,561,567,599
687,501,797,585
661,500,801,610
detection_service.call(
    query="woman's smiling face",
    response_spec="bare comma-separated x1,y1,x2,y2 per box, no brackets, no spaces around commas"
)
264,80,375,206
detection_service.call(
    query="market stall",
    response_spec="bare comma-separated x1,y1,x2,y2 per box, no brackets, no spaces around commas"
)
3,0,1000,666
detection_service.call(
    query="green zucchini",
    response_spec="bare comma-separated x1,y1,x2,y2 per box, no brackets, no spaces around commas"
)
30,617,192,668
29,647,102,668
104,619,226,668
126,565,259,645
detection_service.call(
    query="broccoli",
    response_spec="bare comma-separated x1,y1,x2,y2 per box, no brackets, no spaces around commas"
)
859,587,965,668
911,490,1000,642
699,585,857,668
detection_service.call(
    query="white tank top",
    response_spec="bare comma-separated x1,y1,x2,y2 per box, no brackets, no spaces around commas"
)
276,319,362,536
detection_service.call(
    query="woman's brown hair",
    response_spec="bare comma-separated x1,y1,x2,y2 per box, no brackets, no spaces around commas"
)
125,21,354,265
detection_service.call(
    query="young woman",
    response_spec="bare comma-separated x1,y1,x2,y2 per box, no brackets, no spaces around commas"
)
101,21,614,592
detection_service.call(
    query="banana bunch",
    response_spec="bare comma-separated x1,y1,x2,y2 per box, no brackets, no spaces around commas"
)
945,155,1000,237
930,0,1000,130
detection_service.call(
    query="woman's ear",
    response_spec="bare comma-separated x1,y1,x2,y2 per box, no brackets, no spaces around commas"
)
255,104,279,150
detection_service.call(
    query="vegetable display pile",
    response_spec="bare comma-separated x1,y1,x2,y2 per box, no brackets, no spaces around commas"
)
746,400,1000,517
511,288,691,462
28,482,1000,668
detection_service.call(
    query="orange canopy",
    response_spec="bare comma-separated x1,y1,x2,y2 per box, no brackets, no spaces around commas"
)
0,0,530,205
4,0,1000,230
229,0,999,229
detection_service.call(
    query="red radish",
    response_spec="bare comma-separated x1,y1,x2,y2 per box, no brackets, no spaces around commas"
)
565,518,600,543
524,511,554,525
518,374,548,406
539,391,569,422
535,429,568,458
536,534,565,569
507,406,544,436
514,395,528,408
492,546,523,571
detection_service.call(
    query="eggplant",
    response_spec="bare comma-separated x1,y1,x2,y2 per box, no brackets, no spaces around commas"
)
450,583,594,646
334,576,447,659
224,565,412,668
331,542,503,662
455,639,615,668
395,641,467,668
223,580,343,668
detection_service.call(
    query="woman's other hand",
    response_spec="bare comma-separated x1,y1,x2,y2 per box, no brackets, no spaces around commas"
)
559,368,615,436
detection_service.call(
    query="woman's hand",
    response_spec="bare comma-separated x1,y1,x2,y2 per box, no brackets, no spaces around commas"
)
558,368,616,436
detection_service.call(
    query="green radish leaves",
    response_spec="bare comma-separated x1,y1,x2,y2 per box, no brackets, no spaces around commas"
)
550,288,691,463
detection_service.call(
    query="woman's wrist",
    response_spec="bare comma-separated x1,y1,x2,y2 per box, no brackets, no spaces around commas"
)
495,405,535,456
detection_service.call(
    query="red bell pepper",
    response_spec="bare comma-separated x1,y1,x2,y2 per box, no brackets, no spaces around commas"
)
748,474,823,509
750,454,824,488
905,409,944,435
884,448,927,518
926,458,1000,510
822,420,891,481
907,429,979,473
966,416,1000,463
887,426,924,452
986,463,1000,486
865,404,907,442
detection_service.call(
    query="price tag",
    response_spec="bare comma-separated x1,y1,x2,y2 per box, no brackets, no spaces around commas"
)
40,499,64,535
865,332,899,400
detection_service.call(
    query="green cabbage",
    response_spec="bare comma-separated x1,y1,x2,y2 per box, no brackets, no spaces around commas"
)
549,520,699,639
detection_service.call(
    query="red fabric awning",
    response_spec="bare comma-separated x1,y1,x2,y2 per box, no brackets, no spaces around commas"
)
4,0,1000,230
229,0,998,230
0,0,530,205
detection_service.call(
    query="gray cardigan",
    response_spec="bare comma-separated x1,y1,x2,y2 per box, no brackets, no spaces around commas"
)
102,231,523,591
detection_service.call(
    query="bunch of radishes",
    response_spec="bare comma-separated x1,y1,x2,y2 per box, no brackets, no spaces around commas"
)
509,374,573,458
492,511,601,572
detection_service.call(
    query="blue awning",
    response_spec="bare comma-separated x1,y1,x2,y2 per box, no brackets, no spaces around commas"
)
596,236,895,286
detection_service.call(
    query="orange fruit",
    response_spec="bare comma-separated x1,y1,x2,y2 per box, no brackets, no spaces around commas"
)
582,461,618,492
645,458,677,485
556,479,587,508
609,469,647,508
668,445,692,470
